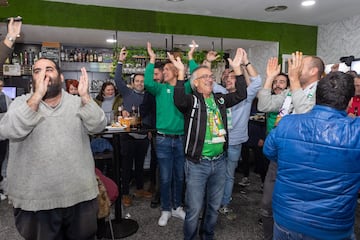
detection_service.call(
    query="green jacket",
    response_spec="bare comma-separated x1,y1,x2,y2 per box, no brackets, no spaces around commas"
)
144,63,192,135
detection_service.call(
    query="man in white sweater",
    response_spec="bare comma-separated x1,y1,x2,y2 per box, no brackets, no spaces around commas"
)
0,58,107,239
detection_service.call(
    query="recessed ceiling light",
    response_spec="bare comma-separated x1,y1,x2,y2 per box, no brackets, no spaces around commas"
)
264,5,288,12
189,44,199,48
301,0,316,7
167,0,184,2
106,39,117,43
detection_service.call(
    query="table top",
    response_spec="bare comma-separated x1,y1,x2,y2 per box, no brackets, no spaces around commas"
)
93,127,156,136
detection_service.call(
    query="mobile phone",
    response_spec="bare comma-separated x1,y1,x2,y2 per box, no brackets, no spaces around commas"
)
7,16,22,22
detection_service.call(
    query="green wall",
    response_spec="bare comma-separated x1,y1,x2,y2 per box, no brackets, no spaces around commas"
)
1,0,318,56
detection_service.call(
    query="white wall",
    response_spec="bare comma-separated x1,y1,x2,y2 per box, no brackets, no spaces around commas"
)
317,14,360,65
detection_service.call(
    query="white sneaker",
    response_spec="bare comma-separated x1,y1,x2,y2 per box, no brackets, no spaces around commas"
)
171,206,185,220
158,211,171,226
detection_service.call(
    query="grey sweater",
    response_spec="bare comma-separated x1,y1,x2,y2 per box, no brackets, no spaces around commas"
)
0,90,107,211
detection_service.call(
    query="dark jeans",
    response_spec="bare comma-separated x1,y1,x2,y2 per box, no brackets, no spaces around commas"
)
14,198,98,240
260,161,277,240
120,134,149,194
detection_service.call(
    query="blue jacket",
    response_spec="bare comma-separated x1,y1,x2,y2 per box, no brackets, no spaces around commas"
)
263,105,360,240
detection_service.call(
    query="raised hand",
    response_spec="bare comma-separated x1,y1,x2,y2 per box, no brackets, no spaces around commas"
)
206,51,220,62
287,51,303,90
167,52,185,80
228,48,244,75
78,67,91,104
228,48,244,69
33,69,49,100
167,52,184,72
241,49,249,65
118,47,127,62
147,42,156,63
266,57,281,80
188,40,198,60
8,17,22,38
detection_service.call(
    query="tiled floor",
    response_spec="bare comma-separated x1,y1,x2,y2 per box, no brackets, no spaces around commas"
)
1,170,360,240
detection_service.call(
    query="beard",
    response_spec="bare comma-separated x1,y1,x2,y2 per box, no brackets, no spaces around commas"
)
43,82,62,100
34,75,63,100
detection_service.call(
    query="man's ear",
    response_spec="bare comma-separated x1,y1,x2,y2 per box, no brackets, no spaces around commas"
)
194,79,199,88
60,74,64,82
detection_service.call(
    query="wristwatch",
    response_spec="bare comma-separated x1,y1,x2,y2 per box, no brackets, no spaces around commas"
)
6,35,15,43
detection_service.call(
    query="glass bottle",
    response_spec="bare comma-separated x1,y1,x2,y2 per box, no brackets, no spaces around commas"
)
60,46,65,62
24,49,28,65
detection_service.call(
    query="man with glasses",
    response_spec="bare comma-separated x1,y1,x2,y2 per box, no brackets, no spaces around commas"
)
172,48,247,240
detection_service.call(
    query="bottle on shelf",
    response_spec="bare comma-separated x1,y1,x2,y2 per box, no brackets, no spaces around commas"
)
69,49,74,62
97,52,103,63
93,50,98,62
86,49,90,62
24,49,28,65
81,48,86,62
60,46,65,61
11,52,19,64
73,49,78,62
65,49,69,62
89,49,94,62
77,49,82,62
19,52,23,65
28,49,34,66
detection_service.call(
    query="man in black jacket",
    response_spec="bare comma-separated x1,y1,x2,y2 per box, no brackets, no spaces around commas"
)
172,48,247,240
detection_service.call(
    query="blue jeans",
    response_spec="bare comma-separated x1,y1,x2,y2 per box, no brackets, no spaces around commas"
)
184,154,226,240
221,144,242,206
156,135,185,211
273,222,356,240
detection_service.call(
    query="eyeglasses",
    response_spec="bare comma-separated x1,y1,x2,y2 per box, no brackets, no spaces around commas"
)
196,74,216,82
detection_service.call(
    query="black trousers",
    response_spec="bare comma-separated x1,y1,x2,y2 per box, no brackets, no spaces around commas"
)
120,134,149,194
0,140,9,182
14,198,98,240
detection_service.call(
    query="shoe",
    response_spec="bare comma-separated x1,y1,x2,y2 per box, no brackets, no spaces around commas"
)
134,189,152,199
218,206,236,220
122,195,132,207
150,192,160,208
158,211,171,226
238,177,250,187
171,206,185,220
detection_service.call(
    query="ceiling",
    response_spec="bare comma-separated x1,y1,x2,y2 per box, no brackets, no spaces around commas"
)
1,0,360,51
